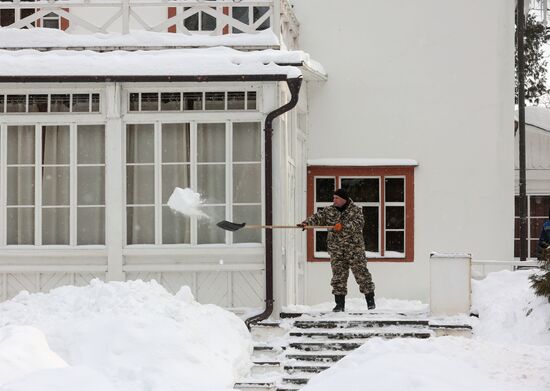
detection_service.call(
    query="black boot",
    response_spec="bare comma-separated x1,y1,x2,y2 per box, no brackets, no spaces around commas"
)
332,295,345,312
365,292,376,310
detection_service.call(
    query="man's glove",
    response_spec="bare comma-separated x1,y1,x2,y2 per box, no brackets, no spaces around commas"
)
296,223,307,231
333,223,343,232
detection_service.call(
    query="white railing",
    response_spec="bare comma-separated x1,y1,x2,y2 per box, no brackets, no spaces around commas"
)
0,0,275,35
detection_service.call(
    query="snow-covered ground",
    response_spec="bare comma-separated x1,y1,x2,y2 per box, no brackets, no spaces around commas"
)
302,270,550,391
0,280,252,391
0,270,549,390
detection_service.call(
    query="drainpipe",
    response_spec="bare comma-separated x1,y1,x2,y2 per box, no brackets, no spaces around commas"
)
245,77,303,330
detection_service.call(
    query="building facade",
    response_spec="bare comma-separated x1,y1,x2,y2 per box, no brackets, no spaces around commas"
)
0,0,515,316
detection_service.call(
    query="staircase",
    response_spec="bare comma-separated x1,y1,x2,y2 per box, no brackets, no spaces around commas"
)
234,310,472,391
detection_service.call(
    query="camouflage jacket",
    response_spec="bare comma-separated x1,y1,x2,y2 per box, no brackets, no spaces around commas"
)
304,201,366,259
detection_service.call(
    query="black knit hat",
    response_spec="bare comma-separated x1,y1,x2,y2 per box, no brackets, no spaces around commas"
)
333,188,350,201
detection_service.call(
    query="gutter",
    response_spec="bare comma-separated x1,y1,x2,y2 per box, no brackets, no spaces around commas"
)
0,74,293,83
245,77,303,330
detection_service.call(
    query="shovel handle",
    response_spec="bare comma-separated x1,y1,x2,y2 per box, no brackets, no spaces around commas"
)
245,225,334,230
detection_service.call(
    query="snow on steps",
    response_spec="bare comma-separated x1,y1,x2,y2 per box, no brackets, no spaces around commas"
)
234,311,472,391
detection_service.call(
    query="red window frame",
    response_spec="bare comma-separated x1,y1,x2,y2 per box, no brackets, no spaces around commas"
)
307,166,415,263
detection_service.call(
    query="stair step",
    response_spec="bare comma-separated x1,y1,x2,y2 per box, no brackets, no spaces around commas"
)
233,381,275,390
289,330,432,339
286,353,346,363
289,341,365,351
280,310,428,319
284,364,330,374
281,377,310,385
293,319,429,329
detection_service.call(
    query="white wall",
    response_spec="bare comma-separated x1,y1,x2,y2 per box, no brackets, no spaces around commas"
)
514,125,550,194
292,0,515,303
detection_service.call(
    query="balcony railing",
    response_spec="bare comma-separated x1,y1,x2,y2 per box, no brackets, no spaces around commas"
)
0,0,282,36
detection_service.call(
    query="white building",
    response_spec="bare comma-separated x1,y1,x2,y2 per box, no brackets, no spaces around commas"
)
0,0,515,320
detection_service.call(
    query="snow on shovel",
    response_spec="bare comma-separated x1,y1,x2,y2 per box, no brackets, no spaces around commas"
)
217,220,337,232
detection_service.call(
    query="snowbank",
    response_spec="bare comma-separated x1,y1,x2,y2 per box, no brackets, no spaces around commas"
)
471,269,550,345
0,280,252,391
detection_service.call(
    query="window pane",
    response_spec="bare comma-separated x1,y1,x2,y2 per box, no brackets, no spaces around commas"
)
315,231,328,252
126,166,155,204
161,92,181,111
530,195,550,217
6,95,26,113
78,125,105,164
129,93,139,111
514,195,519,216
0,95,4,112
50,94,70,112
140,93,158,111
78,167,105,205
7,125,35,164
205,92,225,110
386,206,404,229
183,92,202,110
42,167,69,206
253,6,270,30
43,126,70,165
233,205,261,243
385,178,404,202
28,94,48,112
198,206,225,244
530,218,547,240
514,217,519,238
247,92,257,110
127,206,155,244
386,231,404,253
72,94,90,112
91,94,100,112
530,240,539,258
514,239,519,258
316,178,335,202
7,208,34,245
197,123,225,162
232,6,249,33
341,178,379,202
227,92,245,110
7,167,35,205
233,164,261,203
126,124,154,163
233,122,261,162
77,207,105,245
184,10,199,31
201,10,216,31
197,165,225,204
42,208,69,245
162,123,190,162
162,165,190,203
364,206,379,252
162,206,190,244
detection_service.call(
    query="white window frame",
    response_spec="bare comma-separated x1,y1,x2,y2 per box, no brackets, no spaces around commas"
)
0,121,106,248
122,117,265,249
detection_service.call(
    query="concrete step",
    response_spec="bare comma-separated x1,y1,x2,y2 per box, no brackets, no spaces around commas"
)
284,364,331,374
289,330,432,340
280,310,428,319
280,376,310,386
285,352,346,363
289,340,365,351
250,361,282,375
251,321,288,340
293,319,429,329
233,381,275,390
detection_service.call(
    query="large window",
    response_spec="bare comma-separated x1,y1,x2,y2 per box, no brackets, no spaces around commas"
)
515,195,550,258
2,124,105,246
307,166,414,262
125,121,262,246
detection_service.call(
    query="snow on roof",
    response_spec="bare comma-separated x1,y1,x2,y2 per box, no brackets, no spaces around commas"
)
308,158,419,167
514,106,550,132
0,47,313,78
0,28,280,49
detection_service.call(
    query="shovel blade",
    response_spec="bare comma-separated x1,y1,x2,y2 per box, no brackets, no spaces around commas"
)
217,220,246,231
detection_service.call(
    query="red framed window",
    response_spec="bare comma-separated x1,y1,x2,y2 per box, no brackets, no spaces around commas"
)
307,166,415,262
514,195,550,258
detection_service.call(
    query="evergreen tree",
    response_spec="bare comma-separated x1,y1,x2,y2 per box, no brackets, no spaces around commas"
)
516,13,549,105
530,248,550,302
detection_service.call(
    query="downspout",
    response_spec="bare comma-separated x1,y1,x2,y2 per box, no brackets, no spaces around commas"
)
245,77,303,330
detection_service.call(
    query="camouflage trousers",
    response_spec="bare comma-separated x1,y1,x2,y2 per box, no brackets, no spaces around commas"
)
330,255,375,296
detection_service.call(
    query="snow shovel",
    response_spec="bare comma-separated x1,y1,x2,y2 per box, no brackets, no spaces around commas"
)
216,220,336,232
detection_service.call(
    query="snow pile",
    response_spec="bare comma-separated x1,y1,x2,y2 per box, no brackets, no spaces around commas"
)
0,280,252,391
471,269,550,345
167,187,207,218
0,28,280,49
303,337,550,391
